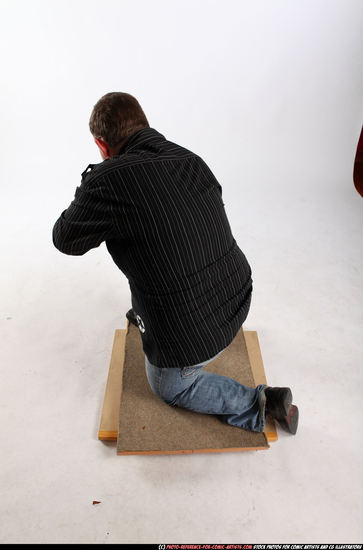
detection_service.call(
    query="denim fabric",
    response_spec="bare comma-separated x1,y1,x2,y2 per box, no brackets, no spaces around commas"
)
145,347,267,432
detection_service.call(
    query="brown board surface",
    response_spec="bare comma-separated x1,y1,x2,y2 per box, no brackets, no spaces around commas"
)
116,323,270,455
98,326,277,445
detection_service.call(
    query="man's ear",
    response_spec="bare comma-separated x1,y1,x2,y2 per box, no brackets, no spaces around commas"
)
94,136,111,159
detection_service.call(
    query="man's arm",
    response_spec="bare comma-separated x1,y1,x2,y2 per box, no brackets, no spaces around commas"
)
52,174,116,256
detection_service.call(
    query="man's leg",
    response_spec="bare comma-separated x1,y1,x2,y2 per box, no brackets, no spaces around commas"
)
145,352,267,433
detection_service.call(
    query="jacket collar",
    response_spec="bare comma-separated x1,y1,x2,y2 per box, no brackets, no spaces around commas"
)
116,127,165,156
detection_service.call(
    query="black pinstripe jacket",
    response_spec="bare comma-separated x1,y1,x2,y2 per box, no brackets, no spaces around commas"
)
53,127,253,368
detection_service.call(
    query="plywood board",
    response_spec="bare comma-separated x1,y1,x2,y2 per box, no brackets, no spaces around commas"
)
98,326,277,445
116,323,272,455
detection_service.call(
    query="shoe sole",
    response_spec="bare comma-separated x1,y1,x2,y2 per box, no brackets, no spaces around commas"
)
278,404,299,435
126,310,138,327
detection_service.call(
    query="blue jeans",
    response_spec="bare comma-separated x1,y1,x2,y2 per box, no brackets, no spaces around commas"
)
145,347,267,432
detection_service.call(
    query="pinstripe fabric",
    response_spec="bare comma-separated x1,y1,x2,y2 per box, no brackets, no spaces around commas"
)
53,128,253,368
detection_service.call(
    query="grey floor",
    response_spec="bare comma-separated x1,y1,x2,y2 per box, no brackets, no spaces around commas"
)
1,164,362,543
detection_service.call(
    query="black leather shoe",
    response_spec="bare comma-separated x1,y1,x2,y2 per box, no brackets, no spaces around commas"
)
265,387,299,435
126,308,138,327
265,386,293,420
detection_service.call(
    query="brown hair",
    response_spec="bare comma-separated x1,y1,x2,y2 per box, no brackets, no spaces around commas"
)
89,92,150,149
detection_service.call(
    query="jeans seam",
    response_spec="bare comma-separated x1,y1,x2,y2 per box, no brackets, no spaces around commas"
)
158,368,164,398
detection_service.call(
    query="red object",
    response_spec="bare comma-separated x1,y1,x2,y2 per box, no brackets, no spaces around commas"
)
92,501,101,505
353,126,363,197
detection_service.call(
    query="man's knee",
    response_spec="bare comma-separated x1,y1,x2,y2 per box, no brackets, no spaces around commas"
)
161,392,179,407
147,382,177,406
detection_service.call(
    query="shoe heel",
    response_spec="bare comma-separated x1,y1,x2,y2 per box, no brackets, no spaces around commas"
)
279,404,299,435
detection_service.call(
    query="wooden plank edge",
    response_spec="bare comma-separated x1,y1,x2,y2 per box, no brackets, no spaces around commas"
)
244,330,278,443
97,326,127,440
98,430,118,441
117,446,269,456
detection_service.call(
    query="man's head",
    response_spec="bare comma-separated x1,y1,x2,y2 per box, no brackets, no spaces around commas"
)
89,92,150,160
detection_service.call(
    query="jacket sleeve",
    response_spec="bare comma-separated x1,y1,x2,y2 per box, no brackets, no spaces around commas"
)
52,173,116,256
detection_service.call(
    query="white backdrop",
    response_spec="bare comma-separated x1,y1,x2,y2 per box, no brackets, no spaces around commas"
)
0,0,363,544
1,0,362,343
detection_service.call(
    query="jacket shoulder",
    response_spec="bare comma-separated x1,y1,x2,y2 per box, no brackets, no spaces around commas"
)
80,159,113,184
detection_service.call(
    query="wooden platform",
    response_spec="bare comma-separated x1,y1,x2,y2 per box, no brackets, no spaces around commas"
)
98,321,277,455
